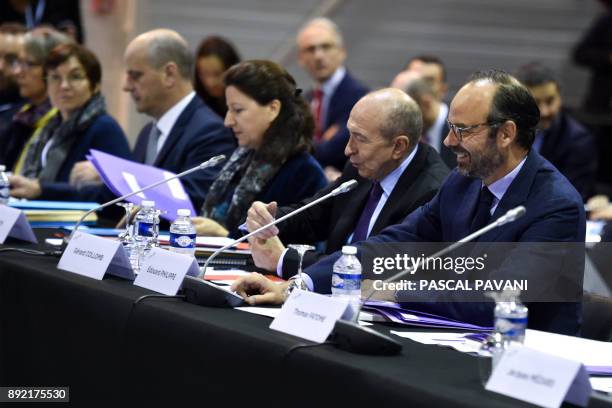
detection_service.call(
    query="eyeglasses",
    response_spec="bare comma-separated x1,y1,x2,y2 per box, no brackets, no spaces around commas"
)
446,120,502,141
47,72,88,87
11,58,42,71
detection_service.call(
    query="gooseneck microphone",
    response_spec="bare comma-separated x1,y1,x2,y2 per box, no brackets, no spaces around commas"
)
66,155,226,243
330,205,527,356
201,179,358,276
181,179,358,307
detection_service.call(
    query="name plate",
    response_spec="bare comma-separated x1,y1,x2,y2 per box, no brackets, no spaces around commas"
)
270,290,349,343
133,247,199,295
0,205,37,244
486,344,592,408
58,231,134,280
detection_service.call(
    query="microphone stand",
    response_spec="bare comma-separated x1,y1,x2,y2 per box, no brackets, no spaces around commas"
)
330,206,527,356
181,179,359,307
65,155,226,243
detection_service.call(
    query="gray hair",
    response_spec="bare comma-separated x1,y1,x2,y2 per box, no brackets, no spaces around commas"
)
23,30,72,64
146,33,194,79
298,17,344,47
377,89,423,147
405,77,435,103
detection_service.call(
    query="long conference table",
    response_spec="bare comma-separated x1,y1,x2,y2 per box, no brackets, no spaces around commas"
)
1,232,611,407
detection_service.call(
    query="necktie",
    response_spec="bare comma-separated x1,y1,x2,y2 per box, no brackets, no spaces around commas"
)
144,124,161,165
351,182,384,243
470,186,495,234
311,88,324,142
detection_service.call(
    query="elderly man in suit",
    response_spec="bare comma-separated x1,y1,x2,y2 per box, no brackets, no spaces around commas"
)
243,88,449,279
232,70,585,336
297,17,368,173
69,29,235,210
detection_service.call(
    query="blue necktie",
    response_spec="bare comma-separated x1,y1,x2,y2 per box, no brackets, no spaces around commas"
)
351,182,383,243
145,124,161,165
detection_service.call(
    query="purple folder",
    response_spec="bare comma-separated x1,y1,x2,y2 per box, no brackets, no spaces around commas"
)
88,149,195,222
363,300,494,331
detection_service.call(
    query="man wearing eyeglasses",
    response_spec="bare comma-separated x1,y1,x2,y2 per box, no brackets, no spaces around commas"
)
297,18,368,176
233,70,585,336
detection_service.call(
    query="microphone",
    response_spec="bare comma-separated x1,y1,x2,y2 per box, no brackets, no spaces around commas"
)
181,179,358,307
65,154,226,243
329,205,527,356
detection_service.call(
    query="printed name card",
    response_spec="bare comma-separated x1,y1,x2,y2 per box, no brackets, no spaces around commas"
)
58,231,134,280
0,205,37,244
486,344,592,408
133,247,199,295
270,290,349,343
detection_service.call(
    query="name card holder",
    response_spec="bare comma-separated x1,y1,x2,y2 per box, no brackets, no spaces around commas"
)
58,231,134,280
133,247,199,295
0,205,37,244
486,344,592,408
270,290,349,343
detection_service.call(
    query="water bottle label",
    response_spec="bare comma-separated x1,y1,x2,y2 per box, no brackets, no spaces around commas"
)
495,316,528,338
170,233,196,248
331,272,361,291
137,222,154,237
0,187,9,200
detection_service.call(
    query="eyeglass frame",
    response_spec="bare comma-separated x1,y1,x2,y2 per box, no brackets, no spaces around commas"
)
46,71,89,87
446,119,503,142
11,58,42,71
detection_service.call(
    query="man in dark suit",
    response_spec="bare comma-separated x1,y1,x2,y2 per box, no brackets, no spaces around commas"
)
404,76,456,169
296,18,368,173
515,62,597,201
69,29,235,211
232,71,585,336
243,88,449,278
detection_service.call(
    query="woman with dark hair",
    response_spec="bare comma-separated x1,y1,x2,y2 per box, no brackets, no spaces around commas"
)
193,35,240,117
193,60,327,237
9,42,130,200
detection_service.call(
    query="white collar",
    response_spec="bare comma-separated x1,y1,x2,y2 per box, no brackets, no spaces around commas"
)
319,66,346,96
155,91,196,136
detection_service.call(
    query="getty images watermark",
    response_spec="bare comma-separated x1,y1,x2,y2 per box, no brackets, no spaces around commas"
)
360,242,585,302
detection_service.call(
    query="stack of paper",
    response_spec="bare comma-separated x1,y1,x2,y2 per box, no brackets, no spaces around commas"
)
363,300,494,331
9,199,99,227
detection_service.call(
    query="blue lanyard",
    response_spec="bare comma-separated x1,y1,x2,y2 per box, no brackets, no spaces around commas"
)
25,0,46,28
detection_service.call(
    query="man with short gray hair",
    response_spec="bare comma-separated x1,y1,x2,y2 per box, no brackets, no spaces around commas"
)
244,88,449,280
70,29,235,210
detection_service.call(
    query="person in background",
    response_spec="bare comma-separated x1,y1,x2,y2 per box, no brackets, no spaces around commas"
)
296,17,368,174
0,23,26,142
193,35,241,118
515,62,597,201
8,43,130,200
193,60,327,238
0,28,71,171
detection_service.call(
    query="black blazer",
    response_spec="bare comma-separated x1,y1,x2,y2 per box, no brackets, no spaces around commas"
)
277,143,449,278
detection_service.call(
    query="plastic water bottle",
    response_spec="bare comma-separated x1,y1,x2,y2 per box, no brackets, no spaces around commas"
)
132,200,159,272
332,246,362,318
493,291,528,345
0,165,10,205
169,209,196,257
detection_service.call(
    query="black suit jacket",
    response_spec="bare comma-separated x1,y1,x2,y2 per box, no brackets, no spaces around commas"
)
538,110,597,201
277,143,449,278
132,95,236,210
